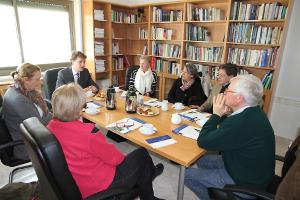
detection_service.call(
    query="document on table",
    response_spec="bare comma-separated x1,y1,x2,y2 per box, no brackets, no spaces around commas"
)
172,124,202,140
106,117,145,134
179,109,210,124
146,135,177,149
86,101,103,109
143,99,161,107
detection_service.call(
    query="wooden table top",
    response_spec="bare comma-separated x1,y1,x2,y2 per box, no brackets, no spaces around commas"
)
82,93,206,167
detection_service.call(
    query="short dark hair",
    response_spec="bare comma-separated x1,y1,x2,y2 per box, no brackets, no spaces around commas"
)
219,63,238,77
70,51,87,61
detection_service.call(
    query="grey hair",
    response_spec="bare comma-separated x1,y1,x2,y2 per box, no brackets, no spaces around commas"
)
185,63,200,79
140,55,150,62
231,74,263,106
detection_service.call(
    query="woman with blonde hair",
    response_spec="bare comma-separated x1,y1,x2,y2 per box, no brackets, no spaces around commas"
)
47,83,164,200
2,63,52,160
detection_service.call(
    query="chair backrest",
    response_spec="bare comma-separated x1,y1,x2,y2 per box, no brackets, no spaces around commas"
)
43,67,64,100
124,65,139,90
20,117,82,200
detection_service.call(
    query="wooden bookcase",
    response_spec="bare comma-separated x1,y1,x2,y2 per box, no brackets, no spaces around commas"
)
82,0,292,114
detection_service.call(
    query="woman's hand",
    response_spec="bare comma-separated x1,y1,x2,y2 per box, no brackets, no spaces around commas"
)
212,94,229,117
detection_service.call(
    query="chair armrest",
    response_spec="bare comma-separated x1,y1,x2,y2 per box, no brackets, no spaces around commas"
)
0,140,24,150
275,154,284,162
223,184,275,200
84,187,136,200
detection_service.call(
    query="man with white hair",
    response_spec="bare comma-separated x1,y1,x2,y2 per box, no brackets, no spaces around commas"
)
185,74,275,200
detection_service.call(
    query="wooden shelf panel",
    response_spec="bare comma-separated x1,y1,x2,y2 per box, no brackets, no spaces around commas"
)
226,42,280,47
185,20,227,23
151,55,181,60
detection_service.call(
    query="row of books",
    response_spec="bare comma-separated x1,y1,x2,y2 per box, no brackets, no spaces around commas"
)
94,28,104,38
95,59,105,72
112,42,119,54
228,23,282,45
167,61,181,76
94,9,105,21
186,45,223,62
231,2,288,21
186,24,209,41
152,42,181,58
138,28,148,39
152,7,183,22
187,4,225,21
112,57,125,70
112,10,142,23
152,26,173,40
227,47,278,67
95,41,104,56
261,71,273,89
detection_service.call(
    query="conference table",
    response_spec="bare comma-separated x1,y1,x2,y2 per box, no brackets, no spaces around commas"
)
82,92,206,200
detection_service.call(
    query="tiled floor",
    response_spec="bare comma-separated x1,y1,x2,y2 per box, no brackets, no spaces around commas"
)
0,133,291,200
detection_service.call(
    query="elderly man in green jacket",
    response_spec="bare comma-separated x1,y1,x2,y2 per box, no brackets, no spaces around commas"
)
185,74,275,200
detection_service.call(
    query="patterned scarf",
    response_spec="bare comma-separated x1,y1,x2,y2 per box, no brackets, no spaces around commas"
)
12,79,48,117
180,78,195,91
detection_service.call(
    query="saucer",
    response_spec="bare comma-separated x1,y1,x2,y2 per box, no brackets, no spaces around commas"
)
139,127,157,135
85,108,99,115
86,91,95,98
173,106,185,110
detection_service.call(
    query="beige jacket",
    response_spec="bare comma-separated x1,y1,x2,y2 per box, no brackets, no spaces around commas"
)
198,84,222,112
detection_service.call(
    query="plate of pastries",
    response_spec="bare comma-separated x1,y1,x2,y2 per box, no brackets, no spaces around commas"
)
94,90,106,101
137,105,159,117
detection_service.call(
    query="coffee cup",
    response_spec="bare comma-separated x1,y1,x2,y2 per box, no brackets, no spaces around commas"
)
86,90,94,97
85,107,99,115
174,102,183,110
114,86,120,93
140,124,154,135
161,100,168,111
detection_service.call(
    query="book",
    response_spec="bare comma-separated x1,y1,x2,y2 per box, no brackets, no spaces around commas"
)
146,135,177,148
172,124,202,140
179,109,211,122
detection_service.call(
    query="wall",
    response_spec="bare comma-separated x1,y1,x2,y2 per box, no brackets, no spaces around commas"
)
269,0,300,140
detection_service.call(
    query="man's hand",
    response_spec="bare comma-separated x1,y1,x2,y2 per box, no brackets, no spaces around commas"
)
189,105,199,109
213,94,229,117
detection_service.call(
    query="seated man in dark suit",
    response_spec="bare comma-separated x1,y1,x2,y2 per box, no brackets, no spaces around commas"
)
56,51,99,92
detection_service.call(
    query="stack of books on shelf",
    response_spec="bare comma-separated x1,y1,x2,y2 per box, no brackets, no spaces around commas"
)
112,75,119,86
142,45,148,55
112,42,119,54
94,28,104,38
227,47,277,67
152,42,181,58
152,26,172,40
187,4,224,21
186,24,209,41
231,2,287,20
186,44,223,62
228,23,282,45
261,71,273,89
151,57,164,72
94,9,105,21
95,59,105,72
95,41,104,56
112,10,139,23
138,27,148,39
152,7,183,22
112,57,124,70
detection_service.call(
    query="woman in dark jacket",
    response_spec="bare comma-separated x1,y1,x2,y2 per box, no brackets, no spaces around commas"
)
167,64,207,106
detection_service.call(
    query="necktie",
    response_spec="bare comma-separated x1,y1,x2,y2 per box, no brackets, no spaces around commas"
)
75,73,80,83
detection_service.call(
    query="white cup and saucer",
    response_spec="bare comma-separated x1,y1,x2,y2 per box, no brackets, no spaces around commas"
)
114,86,120,93
86,90,95,98
161,100,169,111
139,124,156,135
173,102,184,110
85,107,99,115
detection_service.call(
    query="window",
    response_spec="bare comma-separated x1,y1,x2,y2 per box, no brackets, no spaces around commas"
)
0,0,74,75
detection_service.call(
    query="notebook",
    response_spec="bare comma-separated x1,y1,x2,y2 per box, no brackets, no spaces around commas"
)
146,135,177,149
172,124,202,140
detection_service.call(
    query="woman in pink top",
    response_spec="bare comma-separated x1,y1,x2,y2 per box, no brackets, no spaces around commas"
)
47,83,164,200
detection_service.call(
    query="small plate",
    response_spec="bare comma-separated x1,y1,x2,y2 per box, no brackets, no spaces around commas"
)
137,106,160,117
85,109,99,115
138,127,157,135
173,105,185,110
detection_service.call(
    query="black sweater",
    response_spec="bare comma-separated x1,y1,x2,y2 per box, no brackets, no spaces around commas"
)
167,78,207,106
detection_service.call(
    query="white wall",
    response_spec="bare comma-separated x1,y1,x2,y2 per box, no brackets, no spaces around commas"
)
269,0,300,140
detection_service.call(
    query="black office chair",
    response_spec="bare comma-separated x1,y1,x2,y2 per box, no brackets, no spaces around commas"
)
208,136,300,200
43,67,65,103
124,65,139,91
0,96,32,183
20,117,138,200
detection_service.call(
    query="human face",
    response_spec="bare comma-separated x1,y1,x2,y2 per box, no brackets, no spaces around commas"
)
181,67,193,82
224,80,240,109
139,59,149,72
217,69,232,85
72,57,86,72
23,70,42,91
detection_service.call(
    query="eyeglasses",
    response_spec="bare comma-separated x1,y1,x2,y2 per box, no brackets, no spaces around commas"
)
224,89,237,95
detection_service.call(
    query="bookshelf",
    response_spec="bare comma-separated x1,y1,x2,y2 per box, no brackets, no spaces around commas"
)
82,0,292,113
